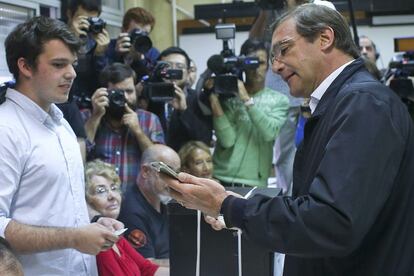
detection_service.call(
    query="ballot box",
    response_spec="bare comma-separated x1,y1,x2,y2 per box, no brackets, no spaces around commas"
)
168,187,281,276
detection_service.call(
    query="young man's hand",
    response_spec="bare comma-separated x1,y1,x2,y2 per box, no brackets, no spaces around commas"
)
94,29,110,56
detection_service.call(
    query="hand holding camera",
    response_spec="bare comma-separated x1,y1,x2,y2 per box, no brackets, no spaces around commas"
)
94,28,110,56
115,33,132,55
70,15,90,37
171,83,187,111
122,104,143,134
115,28,152,56
91,88,109,119
237,80,250,102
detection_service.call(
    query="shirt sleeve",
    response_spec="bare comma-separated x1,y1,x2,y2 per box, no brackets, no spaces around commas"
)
246,94,289,142
148,113,165,144
213,112,236,148
0,126,27,237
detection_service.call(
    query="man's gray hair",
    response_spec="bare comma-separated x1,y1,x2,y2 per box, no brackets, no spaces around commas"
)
273,3,360,58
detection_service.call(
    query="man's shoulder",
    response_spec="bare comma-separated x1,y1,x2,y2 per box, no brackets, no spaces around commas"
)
121,185,148,212
0,100,25,127
136,108,161,123
341,70,396,103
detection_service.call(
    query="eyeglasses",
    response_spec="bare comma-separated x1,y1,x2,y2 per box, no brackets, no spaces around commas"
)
164,61,187,70
270,37,299,65
93,184,121,197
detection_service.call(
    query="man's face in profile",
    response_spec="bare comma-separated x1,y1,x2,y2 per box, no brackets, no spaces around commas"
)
27,39,77,110
271,18,323,98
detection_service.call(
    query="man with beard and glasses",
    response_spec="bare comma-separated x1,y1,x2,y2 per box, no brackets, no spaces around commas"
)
118,144,180,267
82,63,164,192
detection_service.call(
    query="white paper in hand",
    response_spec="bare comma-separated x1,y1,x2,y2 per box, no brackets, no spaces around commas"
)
114,228,128,236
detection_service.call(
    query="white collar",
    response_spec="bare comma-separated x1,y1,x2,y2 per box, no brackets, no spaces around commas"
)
309,60,354,114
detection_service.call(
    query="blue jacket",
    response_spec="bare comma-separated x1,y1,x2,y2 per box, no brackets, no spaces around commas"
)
222,58,414,275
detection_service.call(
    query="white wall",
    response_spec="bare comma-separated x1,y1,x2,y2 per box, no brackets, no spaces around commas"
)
179,24,414,75
358,25,414,69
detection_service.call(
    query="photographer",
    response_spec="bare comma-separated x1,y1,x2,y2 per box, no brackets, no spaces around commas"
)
64,0,110,107
150,47,213,151
82,63,164,191
106,7,159,77
209,38,289,187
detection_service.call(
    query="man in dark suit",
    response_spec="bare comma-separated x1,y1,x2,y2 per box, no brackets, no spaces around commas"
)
164,4,414,275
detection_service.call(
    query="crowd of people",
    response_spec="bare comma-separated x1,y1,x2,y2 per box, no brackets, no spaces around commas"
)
0,0,412,275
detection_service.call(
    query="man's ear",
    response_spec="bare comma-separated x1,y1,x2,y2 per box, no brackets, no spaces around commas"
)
17,57,33,79
141,164,151,178
319,26,335,51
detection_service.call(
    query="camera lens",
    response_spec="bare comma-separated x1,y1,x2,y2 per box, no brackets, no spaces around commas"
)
129,28,152,53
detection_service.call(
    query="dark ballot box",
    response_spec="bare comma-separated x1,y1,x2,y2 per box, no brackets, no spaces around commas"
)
168,187,281,276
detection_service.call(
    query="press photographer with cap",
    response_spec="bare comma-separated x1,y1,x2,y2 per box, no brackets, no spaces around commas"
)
164,4,414,275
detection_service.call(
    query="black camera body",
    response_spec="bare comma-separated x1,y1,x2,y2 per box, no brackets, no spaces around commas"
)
206,24,260,98
141,61,183,102
386,37,414,120
129,28,153,53
87,17,106,34
107,89,126,119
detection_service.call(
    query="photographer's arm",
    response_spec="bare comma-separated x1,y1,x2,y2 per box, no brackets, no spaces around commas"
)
246,94,290,141
94,29,110,56
249,10,271,39
84,88,108,142
209,93,224,117
209,94,237,148
68,15,88,38
122,105,153,152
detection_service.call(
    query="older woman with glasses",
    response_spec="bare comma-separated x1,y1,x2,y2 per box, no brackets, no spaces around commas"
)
85,160,169,276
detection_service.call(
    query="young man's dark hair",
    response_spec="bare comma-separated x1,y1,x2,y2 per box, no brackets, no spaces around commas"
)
66,0,102,17
5,16,80,82
240,38,268,57
158,46,191,68
99,63,137,86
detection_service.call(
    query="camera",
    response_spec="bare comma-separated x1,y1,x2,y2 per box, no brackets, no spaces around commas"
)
142,61,183,102
206,24,260,98
385,36,414,120
129,28,153,53
87,17,106,34
107,89,126,119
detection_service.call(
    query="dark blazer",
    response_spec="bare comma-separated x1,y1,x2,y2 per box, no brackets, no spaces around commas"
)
221,58,414,275
167,88,213,151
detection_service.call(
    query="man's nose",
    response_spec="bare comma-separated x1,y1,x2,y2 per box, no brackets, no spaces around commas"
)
65,65,77,79
271,58,285,74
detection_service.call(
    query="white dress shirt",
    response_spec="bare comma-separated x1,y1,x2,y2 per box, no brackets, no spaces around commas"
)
309,60,354,114
0,89,97,276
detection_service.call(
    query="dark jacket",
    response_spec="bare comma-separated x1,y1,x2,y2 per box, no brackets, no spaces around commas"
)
167,88,213,151
221,58,414,275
